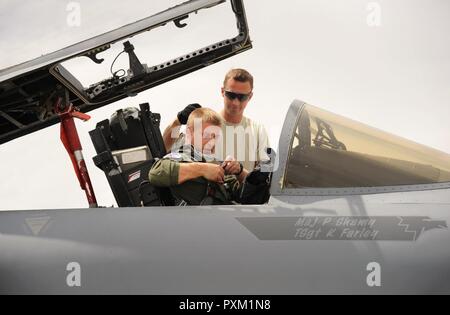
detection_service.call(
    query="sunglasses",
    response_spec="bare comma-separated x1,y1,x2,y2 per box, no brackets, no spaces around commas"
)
224,91,252,102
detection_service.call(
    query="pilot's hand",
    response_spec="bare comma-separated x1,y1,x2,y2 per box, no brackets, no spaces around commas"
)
201,164,225,184
221,157,243,176
177,103,202,125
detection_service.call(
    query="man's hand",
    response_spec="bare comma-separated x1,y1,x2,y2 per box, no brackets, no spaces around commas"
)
221,157,242,176
221,156,248,183
177,103,202,125
201,163,225,184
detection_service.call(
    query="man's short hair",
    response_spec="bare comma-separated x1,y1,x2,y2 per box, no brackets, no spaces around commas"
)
224,68,254,90
187,108,223,128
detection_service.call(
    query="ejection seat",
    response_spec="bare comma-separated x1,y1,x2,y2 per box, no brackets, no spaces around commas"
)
89,103,174,207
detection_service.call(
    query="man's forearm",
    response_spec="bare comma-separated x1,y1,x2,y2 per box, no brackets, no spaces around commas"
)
163,119,181,153
178,163,204,184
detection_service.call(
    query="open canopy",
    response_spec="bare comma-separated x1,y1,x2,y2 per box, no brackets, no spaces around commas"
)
0,0,252,145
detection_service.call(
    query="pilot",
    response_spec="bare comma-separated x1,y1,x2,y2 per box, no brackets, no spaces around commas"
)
149,108,272,205
162,68,270,172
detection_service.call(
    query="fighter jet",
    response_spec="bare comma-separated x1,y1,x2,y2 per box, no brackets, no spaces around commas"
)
1,0,450,294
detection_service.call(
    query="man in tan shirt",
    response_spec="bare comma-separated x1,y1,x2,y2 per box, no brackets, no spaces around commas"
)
163,68,269,173
217,68,270,172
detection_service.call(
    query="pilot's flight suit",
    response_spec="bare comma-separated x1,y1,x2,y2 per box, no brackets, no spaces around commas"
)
148,145,242,205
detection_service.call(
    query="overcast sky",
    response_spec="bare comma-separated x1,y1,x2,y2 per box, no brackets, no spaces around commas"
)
0,0,449,210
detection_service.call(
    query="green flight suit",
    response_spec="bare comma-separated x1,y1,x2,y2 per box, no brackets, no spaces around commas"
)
148,145,241,205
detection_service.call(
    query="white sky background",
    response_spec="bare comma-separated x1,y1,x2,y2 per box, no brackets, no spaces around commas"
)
0,0,449,210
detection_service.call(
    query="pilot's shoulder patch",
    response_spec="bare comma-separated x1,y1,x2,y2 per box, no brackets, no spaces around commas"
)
163,152,183,161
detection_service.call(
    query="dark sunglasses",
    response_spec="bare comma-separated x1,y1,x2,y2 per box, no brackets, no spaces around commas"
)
224,91,251,102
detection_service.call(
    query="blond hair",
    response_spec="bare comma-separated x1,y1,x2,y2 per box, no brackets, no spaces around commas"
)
223,68,254,90
187,108,222,128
